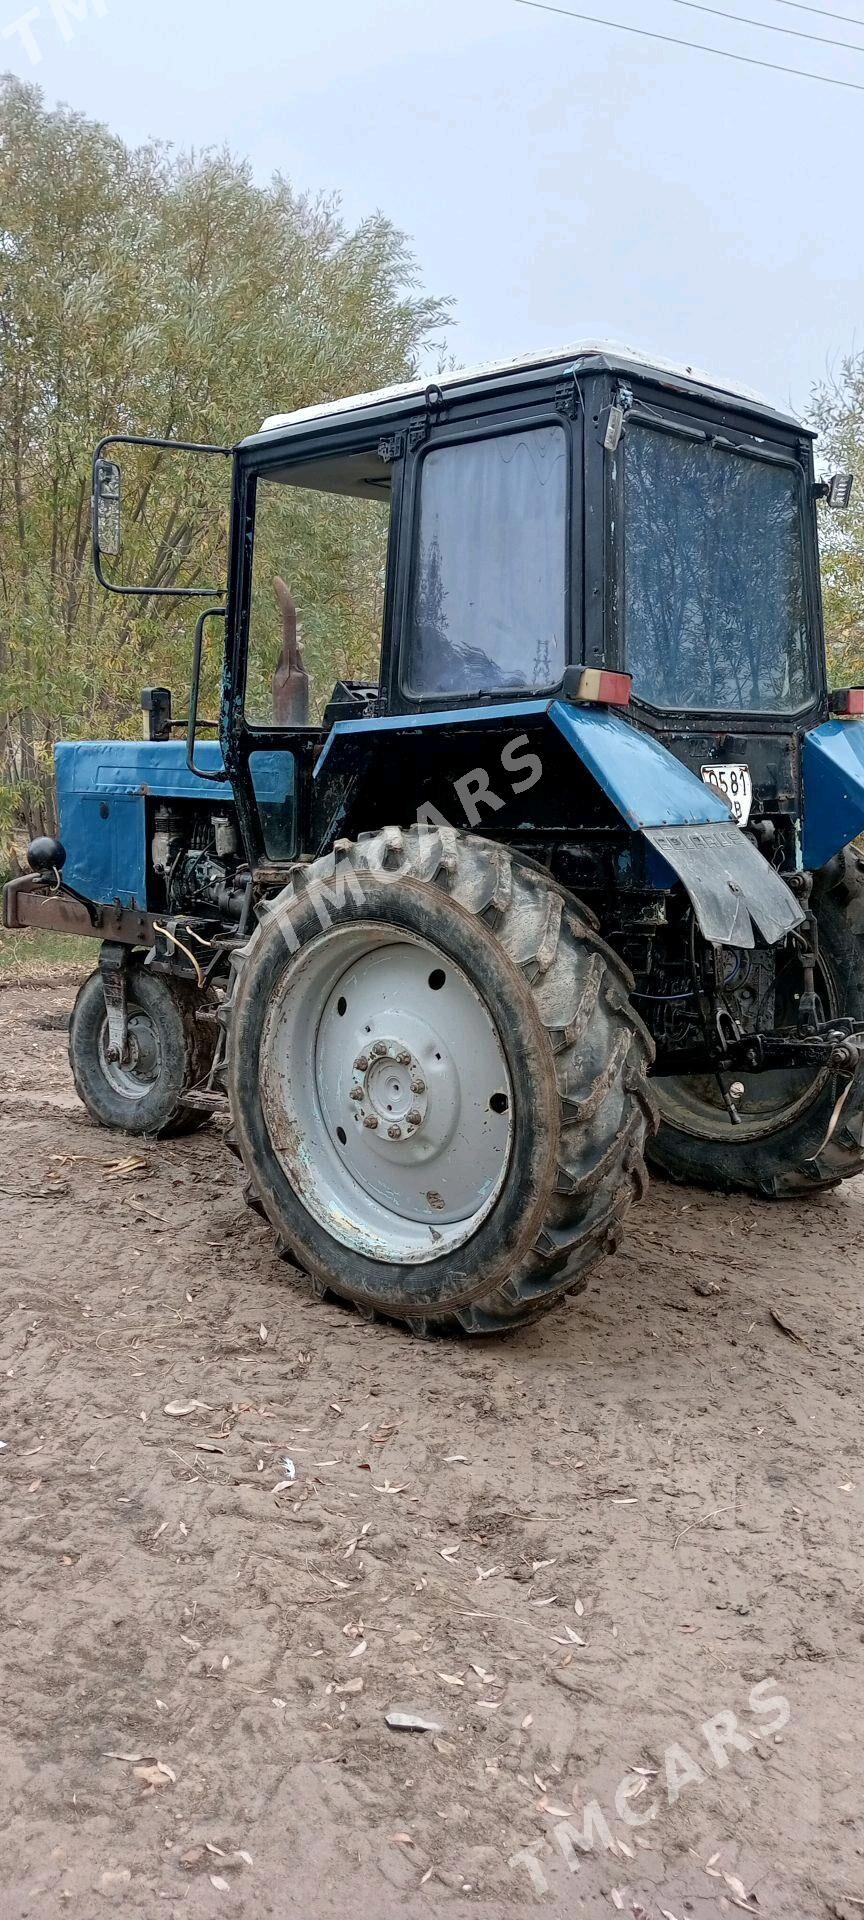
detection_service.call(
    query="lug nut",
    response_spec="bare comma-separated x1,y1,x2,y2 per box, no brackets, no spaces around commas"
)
371,1040,388,1057
397,1050,412,1065
406,1109,423,1127
354,1054,369,1072
362,1114,379,1130
349,1084,364,1101
387,1124,402,1140
411,1078,426,1095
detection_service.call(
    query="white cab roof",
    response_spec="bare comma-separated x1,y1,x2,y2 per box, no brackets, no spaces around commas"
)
258,339,803,436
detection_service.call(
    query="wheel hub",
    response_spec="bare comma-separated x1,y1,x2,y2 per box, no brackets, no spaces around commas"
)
351,1039,429,1138
259,929,514,1263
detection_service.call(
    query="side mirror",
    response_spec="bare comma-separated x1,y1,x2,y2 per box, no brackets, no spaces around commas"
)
91,434,231,598
94,457,122,556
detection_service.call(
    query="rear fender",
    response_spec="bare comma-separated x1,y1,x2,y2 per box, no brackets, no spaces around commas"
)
547,701,804,949
802,719,864,871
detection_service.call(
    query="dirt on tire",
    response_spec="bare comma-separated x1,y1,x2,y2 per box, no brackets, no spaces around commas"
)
1,974,863,1920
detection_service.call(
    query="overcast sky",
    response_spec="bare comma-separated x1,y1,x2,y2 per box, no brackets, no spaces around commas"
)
3,0,861,421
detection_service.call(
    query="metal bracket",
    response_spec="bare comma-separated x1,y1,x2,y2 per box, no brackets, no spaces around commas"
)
555,375,578,418
99,943,130,1064
377,434,405,462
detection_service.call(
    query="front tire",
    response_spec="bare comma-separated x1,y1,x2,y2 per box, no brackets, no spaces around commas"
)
226,828,656,1333
69,963,214,1137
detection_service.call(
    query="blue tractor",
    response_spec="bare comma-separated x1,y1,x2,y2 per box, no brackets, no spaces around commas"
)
5,342,863,1333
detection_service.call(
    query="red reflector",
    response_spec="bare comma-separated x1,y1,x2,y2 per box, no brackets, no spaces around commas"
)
830,687,864,716
574,668,632,707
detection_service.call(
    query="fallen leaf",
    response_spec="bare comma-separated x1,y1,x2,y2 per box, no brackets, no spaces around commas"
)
164,1400,213,1417
133,1765,172,1789
611,1892,625,1911
385,1708,443,1732
439,1544,460,1561
521,1713,533,1730
444,1454,467,1463
349,1639,367,1658
259,1324,268,1343
209,1876,230,1892
436,1672,464,1687
770,1307,804,1344
104,1750,152,1764
334,1675,363,1695
574,1598,585,1616
475,1565,501,1582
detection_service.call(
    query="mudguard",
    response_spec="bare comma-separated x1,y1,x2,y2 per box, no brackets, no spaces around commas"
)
547,701,804,950
802,718,864,871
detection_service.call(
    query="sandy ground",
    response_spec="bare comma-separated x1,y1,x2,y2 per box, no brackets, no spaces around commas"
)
1,974,864,1920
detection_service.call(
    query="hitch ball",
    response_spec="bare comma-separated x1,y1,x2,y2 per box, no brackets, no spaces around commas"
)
28,836,67,875
729,1081,745,1104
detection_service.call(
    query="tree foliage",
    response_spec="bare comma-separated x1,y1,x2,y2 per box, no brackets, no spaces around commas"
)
0,75,448,852
811,353,864,687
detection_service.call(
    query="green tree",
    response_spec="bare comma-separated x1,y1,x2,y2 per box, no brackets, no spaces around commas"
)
0,75,449,855
811,352,864,686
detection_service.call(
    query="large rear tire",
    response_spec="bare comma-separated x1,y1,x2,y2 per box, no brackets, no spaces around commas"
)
648,847,864,1197
225,828,657,1334
69,963,215,1137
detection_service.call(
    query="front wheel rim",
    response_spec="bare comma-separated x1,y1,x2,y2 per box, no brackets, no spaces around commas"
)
98,1005,161,1101
258,925,514,1264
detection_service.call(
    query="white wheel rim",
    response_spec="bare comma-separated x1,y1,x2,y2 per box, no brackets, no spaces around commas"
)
259,925,514,1264
98,1005,161,1101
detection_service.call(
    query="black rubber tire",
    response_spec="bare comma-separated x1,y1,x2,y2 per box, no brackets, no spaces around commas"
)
648,846,864,1198
225,826,657,1334
69,963,214,1137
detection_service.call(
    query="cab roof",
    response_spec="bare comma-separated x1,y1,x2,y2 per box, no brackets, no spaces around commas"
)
246,339,810,447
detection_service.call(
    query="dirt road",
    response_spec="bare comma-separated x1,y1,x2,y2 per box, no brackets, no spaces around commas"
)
1,973,863,1920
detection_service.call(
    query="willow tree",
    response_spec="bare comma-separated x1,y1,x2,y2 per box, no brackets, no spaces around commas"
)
0,76,448,852
812,353,864,687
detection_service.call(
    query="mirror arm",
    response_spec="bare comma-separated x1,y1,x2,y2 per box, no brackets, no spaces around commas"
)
187,608,230,783
91,434,232,599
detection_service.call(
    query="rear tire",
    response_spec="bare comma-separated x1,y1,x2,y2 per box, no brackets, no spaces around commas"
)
225,827,657,1334
69,963,214,1137
648,847,864,1197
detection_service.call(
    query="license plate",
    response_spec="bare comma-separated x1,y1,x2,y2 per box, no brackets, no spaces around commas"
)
700,762,753,826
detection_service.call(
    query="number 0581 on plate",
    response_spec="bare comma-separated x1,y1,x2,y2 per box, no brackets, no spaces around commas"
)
700,762,753,826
